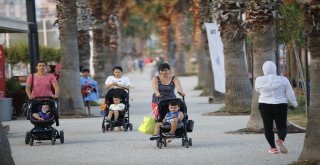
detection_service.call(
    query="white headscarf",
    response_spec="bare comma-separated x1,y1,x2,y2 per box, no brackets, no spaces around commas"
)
262,61,277,76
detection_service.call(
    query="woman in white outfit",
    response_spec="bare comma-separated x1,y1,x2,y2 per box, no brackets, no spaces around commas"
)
255,61,297,154
105,66,131,90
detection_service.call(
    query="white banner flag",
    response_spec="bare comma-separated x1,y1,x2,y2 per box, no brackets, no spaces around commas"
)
205,23,225,93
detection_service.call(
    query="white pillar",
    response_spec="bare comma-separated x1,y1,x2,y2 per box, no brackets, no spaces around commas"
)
5,33,10,48
43,18,47,46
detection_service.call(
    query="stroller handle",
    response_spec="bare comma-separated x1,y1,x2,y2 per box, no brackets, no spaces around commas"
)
177,92,185,102
156,92,185,102
32,96,57,100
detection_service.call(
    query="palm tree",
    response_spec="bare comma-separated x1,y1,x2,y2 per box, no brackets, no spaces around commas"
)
245,0,278,130
213,0,252,113
134,1,176,64
278,1,304,97
77,0,91,70
297,1,320,163
88,0,107,97
192,0,207,89
170,0,188,75
192,0,225,101
57,0,86,115
102,0,133,78
158,15,171,62
0,123,14,165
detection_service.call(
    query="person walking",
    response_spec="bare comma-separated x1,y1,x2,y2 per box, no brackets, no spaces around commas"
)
26,60,60,100
255,61,297,154
105,66,131,91
151,63,185,119
80,69,99,116
149,63,185,140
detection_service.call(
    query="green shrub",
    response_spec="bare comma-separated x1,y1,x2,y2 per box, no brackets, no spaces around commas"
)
6,78,22,92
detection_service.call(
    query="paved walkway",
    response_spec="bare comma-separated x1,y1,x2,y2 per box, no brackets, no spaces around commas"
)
3,66,305,165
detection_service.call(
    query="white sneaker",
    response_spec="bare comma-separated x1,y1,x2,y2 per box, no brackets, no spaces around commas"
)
276,139,288,154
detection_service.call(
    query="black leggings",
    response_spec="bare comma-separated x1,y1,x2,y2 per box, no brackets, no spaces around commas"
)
259,103,288,148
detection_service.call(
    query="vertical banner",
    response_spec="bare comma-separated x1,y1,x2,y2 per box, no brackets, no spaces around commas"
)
0,44,6,98
205,23,225,93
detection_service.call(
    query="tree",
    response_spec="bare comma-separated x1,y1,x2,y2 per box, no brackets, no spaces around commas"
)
57,0,86,115
88,0,107,97
213,0,252,113
192,0,208,88
278,1,305,98
0,122,15,165
102,0,130,71
170,0,188,75
133,1,175,64
245,0,277,130
77,0,91,70
297,0,320,163
192,0,225,102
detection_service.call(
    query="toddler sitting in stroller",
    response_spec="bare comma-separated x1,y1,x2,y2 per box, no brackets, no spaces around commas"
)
151,100,184,139
32,103,51,121
107,95,125,122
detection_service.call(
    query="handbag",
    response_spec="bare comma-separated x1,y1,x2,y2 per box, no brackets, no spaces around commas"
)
138,112,155,135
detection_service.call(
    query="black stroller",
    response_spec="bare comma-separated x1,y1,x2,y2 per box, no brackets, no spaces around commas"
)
101,88,133,132
156,97,193,149
24,97,64,146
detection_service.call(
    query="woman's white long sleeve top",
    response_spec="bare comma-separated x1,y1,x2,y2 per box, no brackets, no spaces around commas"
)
255,61,298,107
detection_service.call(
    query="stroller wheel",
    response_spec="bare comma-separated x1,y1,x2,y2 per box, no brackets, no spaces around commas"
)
156,139,160,147
158,140,163,149
182,138,185,146
51,136,56,145
129,124,133,131
185,138,189,148
102,125,106,133
164,139,167,147
124,126,128,132
59,131,64,144
188,138,192,146
110,126,114,131
25,131,31,144
102,121,106,133
30,137,34,146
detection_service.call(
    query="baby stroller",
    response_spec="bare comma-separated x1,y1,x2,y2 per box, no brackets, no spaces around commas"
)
24,96,64,146
156,97,193,149
101,88,133,132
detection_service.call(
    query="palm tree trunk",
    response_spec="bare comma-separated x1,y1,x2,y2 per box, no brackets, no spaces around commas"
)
298,3,320,162
222,37,252,112
193,0,206,88
246,0,276,129
247,29,276,129
287,42,297,85
158,16,170,63
216,0,252,112
78,31,90,70
105,12,120,68
171,0,187,75
57,0,86,115
88,0,107,97
77,0,91,70
0,123,14,165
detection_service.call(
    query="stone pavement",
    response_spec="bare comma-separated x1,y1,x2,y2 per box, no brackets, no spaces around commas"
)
3,66,305,165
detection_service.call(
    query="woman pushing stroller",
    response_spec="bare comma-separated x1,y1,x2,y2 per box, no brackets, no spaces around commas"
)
150,63,185,140
151,63,185,118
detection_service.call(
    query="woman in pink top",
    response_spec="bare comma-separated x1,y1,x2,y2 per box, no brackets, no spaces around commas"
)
25,60,60,99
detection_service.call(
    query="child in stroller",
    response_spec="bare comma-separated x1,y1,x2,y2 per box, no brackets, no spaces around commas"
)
150,97,193,149
25,97,64,146
32,103,51,121
101,88,133,132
